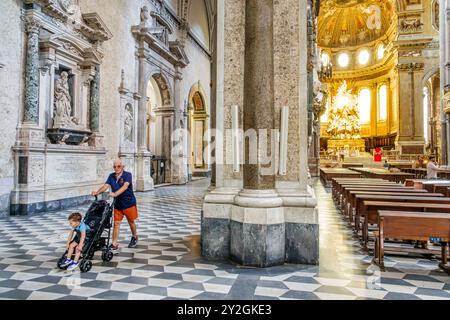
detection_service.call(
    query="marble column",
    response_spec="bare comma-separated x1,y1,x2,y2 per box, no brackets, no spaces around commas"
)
397,62,426,154
135,47,154,191
23,17,41,124
89,66,100,133
230,0,285,268
202,0,318,268
242,0,275,191
171,68,188,185
210,6,218,188
440,1,449,165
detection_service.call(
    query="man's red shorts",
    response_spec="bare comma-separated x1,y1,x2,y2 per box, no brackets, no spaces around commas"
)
114,206,138,222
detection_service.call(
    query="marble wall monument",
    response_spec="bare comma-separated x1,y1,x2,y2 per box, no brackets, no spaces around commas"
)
11,0,112,215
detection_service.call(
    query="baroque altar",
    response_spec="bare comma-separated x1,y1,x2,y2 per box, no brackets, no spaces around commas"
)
326,81,366,154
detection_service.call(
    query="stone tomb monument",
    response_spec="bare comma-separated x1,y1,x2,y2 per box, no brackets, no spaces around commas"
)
11,0,112,215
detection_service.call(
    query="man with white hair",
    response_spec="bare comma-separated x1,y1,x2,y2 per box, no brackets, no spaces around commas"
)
92,159,139,251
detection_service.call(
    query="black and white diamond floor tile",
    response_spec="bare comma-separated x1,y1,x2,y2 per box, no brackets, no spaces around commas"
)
0,179,449,300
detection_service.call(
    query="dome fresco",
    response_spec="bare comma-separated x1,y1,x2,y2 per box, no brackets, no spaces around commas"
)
318,0,395,49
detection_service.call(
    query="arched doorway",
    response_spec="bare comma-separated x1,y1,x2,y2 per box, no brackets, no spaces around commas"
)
188,83,210,179
146,73,173,185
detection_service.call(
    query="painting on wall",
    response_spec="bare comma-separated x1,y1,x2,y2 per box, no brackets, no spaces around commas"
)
193,92,205,112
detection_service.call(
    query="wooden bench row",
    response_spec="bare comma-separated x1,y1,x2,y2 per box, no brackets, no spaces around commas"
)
331,178,450,274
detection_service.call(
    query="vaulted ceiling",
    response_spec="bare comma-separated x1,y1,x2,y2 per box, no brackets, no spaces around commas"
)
318,0,396,49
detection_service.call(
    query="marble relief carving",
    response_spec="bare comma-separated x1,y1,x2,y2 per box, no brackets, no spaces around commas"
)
124,104,134,142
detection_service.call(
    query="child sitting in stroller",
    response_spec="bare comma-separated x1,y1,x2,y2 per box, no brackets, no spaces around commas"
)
60,212,91,271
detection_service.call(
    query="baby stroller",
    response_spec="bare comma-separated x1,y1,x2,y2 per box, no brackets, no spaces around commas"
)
57,196,115,273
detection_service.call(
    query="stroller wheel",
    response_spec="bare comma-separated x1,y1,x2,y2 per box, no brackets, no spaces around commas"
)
102,250,114,262
79,260,93,273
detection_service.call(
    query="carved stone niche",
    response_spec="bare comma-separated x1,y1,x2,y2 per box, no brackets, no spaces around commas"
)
119,92,139,152
25,1,112,146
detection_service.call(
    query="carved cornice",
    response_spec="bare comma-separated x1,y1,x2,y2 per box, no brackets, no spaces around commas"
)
23,1,112,43
80,13,113,42
332,55,396,81
394,37,434,51
396,62,425,72
131,24,189,68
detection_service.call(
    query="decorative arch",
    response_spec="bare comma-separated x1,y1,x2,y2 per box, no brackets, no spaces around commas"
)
421,66,440,88
187,81,210,174
188,81,209,115
146,71,173,107
144,71,176,184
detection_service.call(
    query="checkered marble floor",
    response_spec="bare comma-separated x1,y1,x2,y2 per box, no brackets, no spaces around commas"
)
0,179,450,300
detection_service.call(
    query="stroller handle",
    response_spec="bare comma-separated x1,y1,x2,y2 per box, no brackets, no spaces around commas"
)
93,193,115,208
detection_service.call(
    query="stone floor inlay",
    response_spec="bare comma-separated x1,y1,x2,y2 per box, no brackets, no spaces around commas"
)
0,179,449,300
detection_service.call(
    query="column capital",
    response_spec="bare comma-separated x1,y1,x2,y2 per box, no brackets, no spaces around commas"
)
24,16,42,35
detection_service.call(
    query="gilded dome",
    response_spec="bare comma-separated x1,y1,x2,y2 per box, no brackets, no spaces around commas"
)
318,0,396,49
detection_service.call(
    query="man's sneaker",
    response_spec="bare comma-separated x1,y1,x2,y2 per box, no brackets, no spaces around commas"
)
60,258,73,268
67,261,79,271
128,237,138,248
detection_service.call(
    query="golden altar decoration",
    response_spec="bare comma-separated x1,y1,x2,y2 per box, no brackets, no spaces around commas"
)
327,81,366,154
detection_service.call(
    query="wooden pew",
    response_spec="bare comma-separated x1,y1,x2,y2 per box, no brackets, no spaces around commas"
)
342,163,364,169
349,168,415,183
333,182,407,202
320,168,362,187
374,211,450,273
333,181,409,206
331,178,385,195
346,191,442,224
340,187,428,215
360,201,450,249
434,185,450,197
412,180,450,190
423,182,450,194
336,185,417,208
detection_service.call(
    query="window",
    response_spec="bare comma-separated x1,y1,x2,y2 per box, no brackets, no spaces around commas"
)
358,88,371,124
321,52,331,66
378,85,388,121
358,49,370,65
337,53,350,68
377,44,385,60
